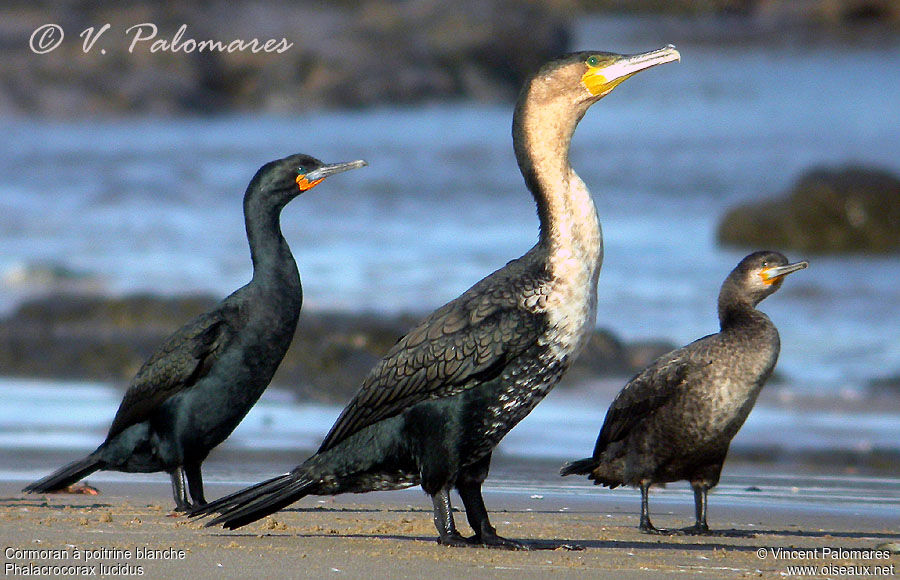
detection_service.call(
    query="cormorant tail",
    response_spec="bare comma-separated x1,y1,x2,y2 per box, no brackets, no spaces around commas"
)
23,455,103,493
190,472,315,530
559,457,598,477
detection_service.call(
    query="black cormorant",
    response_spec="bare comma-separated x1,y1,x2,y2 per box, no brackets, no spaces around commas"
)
561,251,808,534
23,154,367,510
190,47,681,549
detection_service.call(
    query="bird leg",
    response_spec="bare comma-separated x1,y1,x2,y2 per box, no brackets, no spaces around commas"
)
678,483,711,535
170,466,192,512
432,488,469,547
638,480,664,534
639,480,716,535
457,478,530,550
184,462,207,507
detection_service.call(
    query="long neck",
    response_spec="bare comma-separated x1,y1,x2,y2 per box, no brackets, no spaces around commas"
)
718,282,766,332
513,87,601,261
244,193,299,289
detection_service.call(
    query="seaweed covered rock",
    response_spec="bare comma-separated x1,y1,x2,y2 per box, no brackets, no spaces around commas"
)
0,293,668,403
868,375,900,396
0,293,411,401
717,166,900,253
0,294,219,380
0,0,570,115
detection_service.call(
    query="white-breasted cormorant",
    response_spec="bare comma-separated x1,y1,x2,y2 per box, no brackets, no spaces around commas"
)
190,47,681,549
23,154,367,510
561,251,808,534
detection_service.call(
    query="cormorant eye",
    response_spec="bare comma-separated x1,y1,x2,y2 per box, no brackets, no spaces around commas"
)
297,166,306,175
586,55,599,67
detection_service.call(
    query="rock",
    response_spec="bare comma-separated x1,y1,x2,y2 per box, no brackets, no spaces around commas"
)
868,375,900,396
584,0,900,23
717,166,900,253
276,310,418,403
0,0,570,115
0,293,220,381
0,292,668,403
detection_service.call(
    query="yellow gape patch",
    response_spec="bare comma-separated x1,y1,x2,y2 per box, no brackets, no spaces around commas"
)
581,56,611,96
759,267,785,286
581,62,630,97
581,69,607,95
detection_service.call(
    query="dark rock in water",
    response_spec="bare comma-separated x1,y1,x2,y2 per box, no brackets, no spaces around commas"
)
274,311,419,403
0,294,220,381
717,166,900,253
729,444,900,473
564,332,677,385
586,0,900,23
0,293,410,401
868,375,900,395
622,339,678,371
0,0,570,115
0,293,662,403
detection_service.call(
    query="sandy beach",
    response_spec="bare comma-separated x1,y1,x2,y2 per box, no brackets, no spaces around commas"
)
1,8,899,580
2,478,897,579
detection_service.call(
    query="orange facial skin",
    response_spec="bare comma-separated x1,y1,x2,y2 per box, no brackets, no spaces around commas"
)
296,174,324,191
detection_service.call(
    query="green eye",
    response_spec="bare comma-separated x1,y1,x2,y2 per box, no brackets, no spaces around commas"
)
297,166,306,175
586,55,599,67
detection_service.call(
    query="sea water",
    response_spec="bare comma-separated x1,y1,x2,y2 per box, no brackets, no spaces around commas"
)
0,18,898,490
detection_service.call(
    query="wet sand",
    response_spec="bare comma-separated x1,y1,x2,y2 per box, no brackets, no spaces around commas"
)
2,479,897,579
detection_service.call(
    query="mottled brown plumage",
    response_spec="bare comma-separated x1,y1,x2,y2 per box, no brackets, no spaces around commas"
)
562,251,807,534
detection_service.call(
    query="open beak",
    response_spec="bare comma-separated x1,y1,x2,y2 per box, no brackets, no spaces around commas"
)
761,261,809,283
583,45,681,97
305,159,368,182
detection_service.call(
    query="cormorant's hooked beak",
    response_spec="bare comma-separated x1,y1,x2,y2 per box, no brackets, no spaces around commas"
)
306,160,368,182
296,159,367,191
582,45,681,97
761,261,809,284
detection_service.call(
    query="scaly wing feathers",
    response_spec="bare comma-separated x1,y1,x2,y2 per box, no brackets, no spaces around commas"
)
106,307,238,439
317,262,550,453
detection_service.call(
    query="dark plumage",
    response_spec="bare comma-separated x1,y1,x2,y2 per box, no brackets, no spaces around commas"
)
190,47,681,549
561,251,808,534
23,154,366,510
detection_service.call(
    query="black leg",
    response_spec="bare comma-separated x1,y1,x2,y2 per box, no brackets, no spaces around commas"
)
638,480,663,534
639,480,718,536
679,483,711,535
184,462,206,507
170,467,191,512
455,454,530,550
432,488,468,547
456,479,530,550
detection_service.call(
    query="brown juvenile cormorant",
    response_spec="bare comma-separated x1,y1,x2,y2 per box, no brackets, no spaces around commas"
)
561,251,808,534
23,154,367,510
190,47,681,549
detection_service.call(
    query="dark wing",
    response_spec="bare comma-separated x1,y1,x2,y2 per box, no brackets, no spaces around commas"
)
592,336,715,457
106,306,239,439
317,264,548,453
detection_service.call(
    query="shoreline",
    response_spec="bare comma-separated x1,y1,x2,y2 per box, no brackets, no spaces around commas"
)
0,293,678,405
2,292,899,406
2,479,897,579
